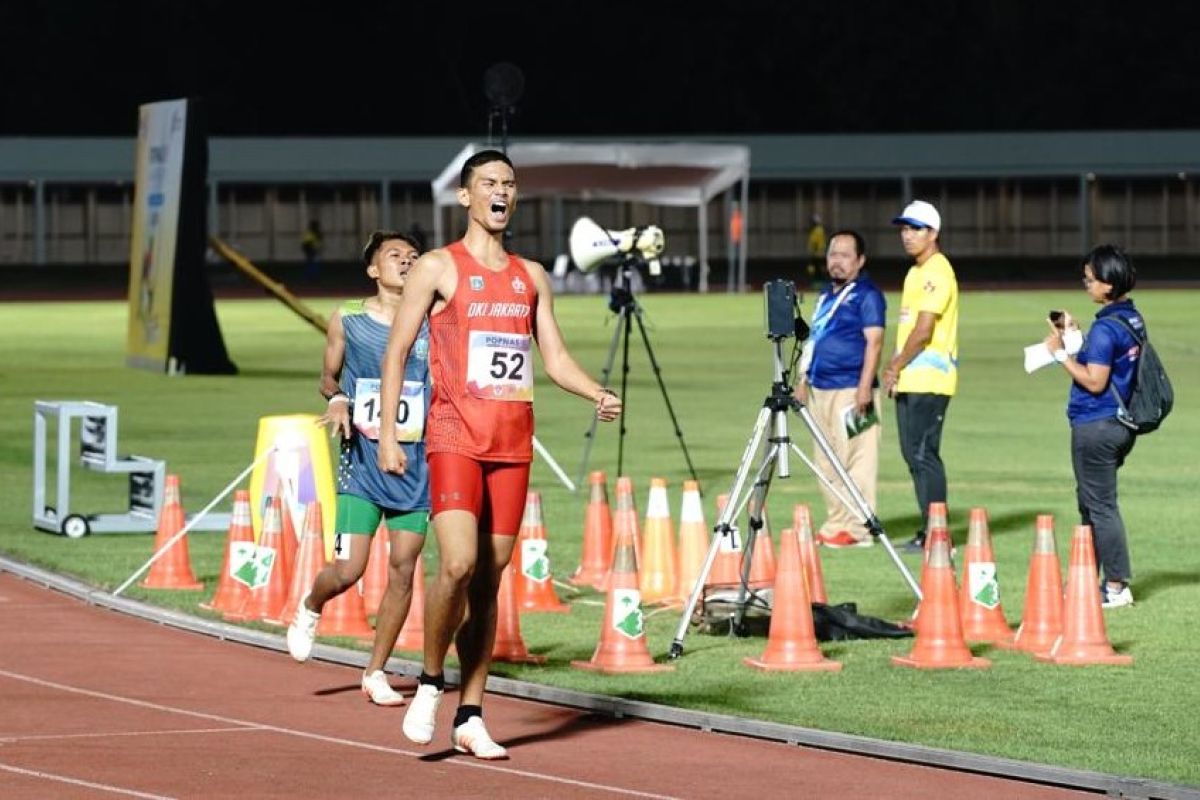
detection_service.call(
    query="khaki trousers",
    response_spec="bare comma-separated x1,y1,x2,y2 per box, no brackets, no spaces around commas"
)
807,386,881,541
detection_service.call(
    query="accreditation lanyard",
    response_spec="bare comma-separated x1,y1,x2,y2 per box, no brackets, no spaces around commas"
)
809,281,856,342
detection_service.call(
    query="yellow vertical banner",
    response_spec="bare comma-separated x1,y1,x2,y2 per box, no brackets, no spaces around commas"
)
248,415,337,560
126,99,187,370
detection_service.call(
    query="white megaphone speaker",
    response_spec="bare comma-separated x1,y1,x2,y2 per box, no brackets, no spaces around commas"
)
569,217,665,276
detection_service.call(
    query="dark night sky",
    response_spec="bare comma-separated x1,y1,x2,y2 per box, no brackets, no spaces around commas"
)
3,1,1199,138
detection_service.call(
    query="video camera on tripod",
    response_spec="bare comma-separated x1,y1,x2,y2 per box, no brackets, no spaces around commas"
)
762,279,810,342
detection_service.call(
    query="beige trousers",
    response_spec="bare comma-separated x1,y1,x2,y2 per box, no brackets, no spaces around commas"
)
807,386,881,540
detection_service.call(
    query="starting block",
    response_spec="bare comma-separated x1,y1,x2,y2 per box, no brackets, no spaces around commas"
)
32,400,228,538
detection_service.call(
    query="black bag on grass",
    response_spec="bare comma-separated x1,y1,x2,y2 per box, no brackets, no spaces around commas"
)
810,602,913,642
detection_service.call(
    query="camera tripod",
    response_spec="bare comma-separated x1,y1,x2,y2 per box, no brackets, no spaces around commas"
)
668,338,921,659
576,259,698,488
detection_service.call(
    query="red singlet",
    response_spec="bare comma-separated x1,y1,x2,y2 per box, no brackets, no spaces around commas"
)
425,240,537,463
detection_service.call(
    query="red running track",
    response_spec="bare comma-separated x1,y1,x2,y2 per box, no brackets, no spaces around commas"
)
0,573,1091,799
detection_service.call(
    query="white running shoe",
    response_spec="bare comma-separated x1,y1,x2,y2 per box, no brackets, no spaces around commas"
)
452,716,508,760
1101,584,1134,609
286,594,320,663
361,670,406,706
402,683,443,744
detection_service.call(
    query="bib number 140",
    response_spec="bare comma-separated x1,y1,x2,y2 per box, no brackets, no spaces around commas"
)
353,378,424,441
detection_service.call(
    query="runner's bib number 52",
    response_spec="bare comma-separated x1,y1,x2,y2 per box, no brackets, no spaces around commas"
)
353,378,424,441
467,331,534,401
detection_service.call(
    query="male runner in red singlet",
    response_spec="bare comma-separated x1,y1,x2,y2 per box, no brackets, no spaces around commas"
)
377,150,621,760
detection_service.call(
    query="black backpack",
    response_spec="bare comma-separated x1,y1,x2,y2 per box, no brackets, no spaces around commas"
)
1107,316,1173,435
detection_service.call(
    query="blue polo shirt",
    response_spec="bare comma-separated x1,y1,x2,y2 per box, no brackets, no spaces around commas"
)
1067,299,1143,427
805,273,886,390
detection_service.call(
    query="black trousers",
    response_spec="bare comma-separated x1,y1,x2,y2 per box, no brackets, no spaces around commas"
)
895,392,951,530
1071,417,1136,584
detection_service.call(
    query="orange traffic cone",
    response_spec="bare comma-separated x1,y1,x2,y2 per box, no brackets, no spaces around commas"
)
201,489,254,613
744,527,841,672
277,497,299,592
600,477,643,592
493,560,547,664
236,496,291,624
141,474,204,590
361,522,390,617
706,494,744,591
924,501,949,558
958,507,1014,645
1037,525,1133,666
893,535,990,669
1012,515,1064,655
747,508,777,591
792,504,827,604
639,478,679,605
515,492,569,613
675,480,709,604
316,565,375,640
393,553,426,653
275,502,327,626
571,471,613,590
909,525,953,631
572,516,674,674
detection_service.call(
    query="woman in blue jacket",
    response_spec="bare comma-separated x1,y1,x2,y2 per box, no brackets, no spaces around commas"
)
1044,244,1143,609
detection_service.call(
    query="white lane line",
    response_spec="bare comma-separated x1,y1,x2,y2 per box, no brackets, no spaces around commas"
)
0,726,264,744
0,762,176,799
0,669,677,799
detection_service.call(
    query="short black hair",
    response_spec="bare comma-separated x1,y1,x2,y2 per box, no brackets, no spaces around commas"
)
829,229,866,258
362,230,421,267
460,149,514,188
1085,244,1136,299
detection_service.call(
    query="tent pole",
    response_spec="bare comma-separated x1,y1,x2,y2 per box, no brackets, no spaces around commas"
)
698,190,709,293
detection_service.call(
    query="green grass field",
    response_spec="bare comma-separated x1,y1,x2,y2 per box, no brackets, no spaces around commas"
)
2,288,1197,786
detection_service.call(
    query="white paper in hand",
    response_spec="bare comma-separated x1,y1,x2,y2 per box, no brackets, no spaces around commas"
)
1024,343,1056,373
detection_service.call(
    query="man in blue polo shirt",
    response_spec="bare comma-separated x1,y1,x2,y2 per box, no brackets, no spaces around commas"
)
795,229,885,547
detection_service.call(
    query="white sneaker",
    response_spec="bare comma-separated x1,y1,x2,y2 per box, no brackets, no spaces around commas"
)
286,594,321,662
1101,584,1134,609
452,716,507,760
402,683,443,744
361,670,406,706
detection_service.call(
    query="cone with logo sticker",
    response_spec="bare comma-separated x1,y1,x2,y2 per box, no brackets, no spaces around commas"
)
893,535,991,669
515,492,569,613
744,527,842,672
706,494,743,591
792,504,827,604
958,507,1015,645
275,501,327,626
141,474,204,590
361,521,390,617
201,489,255,614
1037,525,1133,666
571,471,613,590
493,560,547,663
393,553,427,652
572,516,673,674
1012,515,1064,655
235,496,291,624
747,508,777,591
675,480,709,604
639,478,679,605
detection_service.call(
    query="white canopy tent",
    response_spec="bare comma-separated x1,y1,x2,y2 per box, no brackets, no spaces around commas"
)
430,142,751,292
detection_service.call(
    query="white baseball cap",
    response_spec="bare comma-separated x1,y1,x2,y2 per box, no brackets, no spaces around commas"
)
892,200,941,231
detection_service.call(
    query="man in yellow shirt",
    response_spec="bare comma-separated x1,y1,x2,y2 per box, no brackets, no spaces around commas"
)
882,201,958,553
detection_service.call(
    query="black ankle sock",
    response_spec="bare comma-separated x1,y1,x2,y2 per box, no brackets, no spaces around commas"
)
454,705,482,727
418,672,444,691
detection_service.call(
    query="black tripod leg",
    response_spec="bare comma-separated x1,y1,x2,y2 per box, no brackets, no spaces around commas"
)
576,306,626,487
732,449,778,634
617,306,633,477
631,306,699,484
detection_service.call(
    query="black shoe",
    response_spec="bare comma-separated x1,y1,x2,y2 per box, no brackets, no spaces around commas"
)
901,531,926,554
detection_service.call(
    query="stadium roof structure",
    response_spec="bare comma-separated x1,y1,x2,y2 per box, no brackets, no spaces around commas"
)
431,142,752,291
